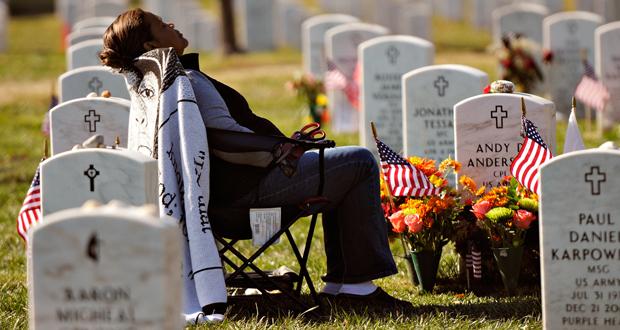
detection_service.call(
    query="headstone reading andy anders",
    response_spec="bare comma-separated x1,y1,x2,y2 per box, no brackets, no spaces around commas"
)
325,22,389,133
59,66,130,103
403,65,488,166
454,93,555,188
359,35,434,156
40,148,158,216
596,22,620,129
302,14,359,79
543,11,602,116
539,149,620,329
28,202,182,330
67,39,104,70
50,96,130,155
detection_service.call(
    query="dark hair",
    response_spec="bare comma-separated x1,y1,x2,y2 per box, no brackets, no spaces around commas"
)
99,8,153,70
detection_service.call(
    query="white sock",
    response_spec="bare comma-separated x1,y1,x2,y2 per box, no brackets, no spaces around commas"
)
338,281,377,296
320,282,342,295
184,312,225,325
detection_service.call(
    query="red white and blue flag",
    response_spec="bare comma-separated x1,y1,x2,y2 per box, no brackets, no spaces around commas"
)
510,118,553,195
325,59,360,109
574,59,609,112
17,161,43,243
375,138,440,197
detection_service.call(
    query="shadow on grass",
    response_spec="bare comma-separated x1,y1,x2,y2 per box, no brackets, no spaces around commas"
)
225,288,541,325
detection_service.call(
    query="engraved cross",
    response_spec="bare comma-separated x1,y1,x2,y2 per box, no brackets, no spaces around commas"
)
433,76,449,97
585,166,606,196
386,46,400,65
88,77,103,94
84,164,100,192
491,105,508,129
84,109,101,132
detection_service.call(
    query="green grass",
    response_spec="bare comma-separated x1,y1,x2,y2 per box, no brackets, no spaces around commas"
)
1,9,619,330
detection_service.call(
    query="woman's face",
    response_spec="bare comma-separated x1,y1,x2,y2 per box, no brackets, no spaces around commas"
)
144,12,188,55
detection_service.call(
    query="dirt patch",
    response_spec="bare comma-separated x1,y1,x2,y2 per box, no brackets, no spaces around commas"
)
0,79,56,105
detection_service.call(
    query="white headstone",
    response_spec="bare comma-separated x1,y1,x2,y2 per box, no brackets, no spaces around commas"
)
492,3,549,44
543,11,603,116
302,14,359,78
237,0,275,51
539,149,620,330
59,66,130,103
359,35,434,156
67,39,104,70
73,16,115,32
403,65,488,166
397,3,432,40
191,11,220,53
88,0,128,18
470,0,513,30
66,27,106,47
454,93,555,188
275,0,308,50
57,0,89,29
318,0,363,18
596,22,620,129
40,149,158,216
28,203,181,330
0,0,7,52
50,97,130,155
434,0,464,21
325,22,390,133
373,0,401,35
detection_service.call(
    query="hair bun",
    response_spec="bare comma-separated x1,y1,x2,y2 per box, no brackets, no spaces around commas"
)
99,47,134,70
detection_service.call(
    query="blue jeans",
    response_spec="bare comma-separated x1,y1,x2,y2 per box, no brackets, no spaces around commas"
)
233,146,397,283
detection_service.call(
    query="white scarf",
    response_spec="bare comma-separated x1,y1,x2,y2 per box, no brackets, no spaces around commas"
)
124,48,226,315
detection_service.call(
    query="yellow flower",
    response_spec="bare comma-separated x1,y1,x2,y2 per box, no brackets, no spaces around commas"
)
439,157,461,173
459,175,477,193
429,174,445,188
316,93,328,107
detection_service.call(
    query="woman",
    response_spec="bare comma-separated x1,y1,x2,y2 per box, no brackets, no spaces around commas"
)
99,8,406,316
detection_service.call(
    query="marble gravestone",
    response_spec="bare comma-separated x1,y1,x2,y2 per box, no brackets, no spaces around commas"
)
0,0,7,52
72,16,115,32
66,27,106,48
544,11,603,117
275,0,308,50
59,66,130,103
470,0,513,30
454,93,555,188
403,65,488,165
359,35,434,157
87,0,129,18
397,3,432,41
595,22,620,129
434,0,464,21
492,3,549,44
191,12,220,53
325,22,389,133
28,202,181,330
50,97,130,155
539,149,620,330
67,39,104,70
40,149,158,216
302,14,359,79
237,0,275,51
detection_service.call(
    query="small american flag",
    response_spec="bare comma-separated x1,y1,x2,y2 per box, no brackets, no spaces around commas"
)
375,138,440,197
510,118,553,195
574,59,609,112
325,59,360,109
17,161,43,243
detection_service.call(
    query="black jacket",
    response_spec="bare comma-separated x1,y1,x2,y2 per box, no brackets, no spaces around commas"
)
180,53,285,204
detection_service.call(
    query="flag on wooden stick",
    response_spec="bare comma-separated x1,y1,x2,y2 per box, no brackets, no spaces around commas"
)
510,98,553,195
17,160,44,243
574,58,609,112
373,123,439,197
563,97,585,154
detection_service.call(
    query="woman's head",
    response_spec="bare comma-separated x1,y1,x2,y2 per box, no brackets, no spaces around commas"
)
100,8,188,70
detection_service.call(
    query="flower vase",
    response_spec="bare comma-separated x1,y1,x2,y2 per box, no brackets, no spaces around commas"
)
401,255,419,285
411,250,442,293
309,104,321,124
491,246,524,295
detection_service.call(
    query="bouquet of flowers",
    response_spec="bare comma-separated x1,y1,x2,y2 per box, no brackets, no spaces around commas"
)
381,157,464,253
285,72,329,124
465,176,538,248
489,33,543,93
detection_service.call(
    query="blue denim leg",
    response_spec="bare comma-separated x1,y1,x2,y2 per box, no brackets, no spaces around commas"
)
233,146,397,283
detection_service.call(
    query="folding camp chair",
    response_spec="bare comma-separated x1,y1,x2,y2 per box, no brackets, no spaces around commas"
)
206,128,335,312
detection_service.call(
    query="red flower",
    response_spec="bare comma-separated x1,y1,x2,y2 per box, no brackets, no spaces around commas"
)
388,210,406,233
471,200,492,220
483,84,491,94
404,214,424,234
501,58,512,68
514,209,536,229
543,49,554,64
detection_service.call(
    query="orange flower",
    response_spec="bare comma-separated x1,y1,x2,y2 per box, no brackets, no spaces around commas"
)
459,175,477,193
388,210,407,233
408,156,437,177
439,157,461,173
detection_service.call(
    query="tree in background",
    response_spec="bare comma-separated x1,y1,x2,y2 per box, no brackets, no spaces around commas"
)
219,0,243,54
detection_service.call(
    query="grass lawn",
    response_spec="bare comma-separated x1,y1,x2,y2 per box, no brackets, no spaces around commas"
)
1,7,618,330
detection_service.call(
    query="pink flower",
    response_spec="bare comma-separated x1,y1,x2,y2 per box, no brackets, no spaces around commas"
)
514,209,536,229
471,200,492,220
404,214,424,234
388,210,406,233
